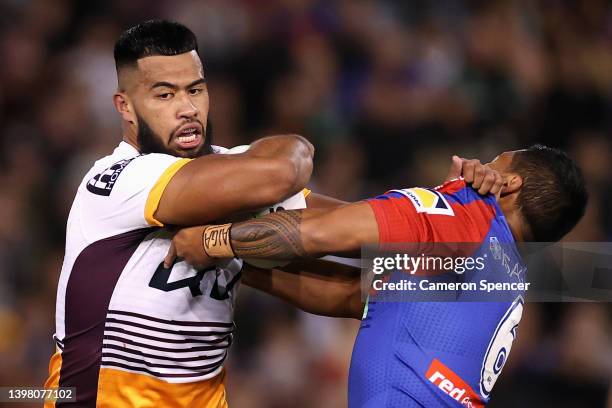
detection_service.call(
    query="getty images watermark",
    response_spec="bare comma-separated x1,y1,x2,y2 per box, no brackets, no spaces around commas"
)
360,241,612,302
371,252,531,294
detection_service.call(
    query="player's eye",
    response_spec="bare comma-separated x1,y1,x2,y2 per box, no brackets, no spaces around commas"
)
157,93,173,100
188,88,203,96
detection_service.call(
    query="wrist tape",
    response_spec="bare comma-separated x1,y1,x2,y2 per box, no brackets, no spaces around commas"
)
202,223,235,258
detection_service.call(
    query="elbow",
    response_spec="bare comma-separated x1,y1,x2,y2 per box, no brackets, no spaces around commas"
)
279,134,314,193
261,156,311,203
251,134,314,205
276,157,303,196
286,133,315,164
255,160,298,204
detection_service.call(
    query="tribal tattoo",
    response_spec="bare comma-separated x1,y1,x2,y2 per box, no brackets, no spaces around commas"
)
230,210,308,259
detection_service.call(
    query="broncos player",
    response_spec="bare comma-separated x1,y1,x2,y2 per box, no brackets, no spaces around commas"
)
169,145,587,407
43,20,316,408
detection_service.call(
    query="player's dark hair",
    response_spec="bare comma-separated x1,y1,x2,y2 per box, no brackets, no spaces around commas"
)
114,20,198,69
510,144,588,242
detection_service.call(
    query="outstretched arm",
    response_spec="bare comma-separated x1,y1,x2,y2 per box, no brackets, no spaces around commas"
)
166,154,504,267
175,201,378,267
166,202,378,268
228,202,378,259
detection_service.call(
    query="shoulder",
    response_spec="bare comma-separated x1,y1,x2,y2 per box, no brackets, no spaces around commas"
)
83,151,187,198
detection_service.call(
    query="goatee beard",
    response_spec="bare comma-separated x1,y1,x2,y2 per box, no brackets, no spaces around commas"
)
136,114,213,158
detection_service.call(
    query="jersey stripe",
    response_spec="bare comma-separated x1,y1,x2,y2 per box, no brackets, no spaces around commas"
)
102,335,231,353
107,309,235,327
101,353,226,372
144,158,192,227
101,343,224,362
57,228,152,408
104,317,234,337
100,307,233,380
103,326,230,345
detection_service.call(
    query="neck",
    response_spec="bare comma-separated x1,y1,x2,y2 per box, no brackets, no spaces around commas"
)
505,212,526,242
499,200,527,242
122,125,139,152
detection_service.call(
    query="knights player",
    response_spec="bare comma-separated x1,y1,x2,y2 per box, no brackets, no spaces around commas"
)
169,145,587,407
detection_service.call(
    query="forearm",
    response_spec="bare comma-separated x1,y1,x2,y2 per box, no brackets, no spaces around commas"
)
229,209,319,260
242,260,363,319
227,202,378,260
305,192,347,208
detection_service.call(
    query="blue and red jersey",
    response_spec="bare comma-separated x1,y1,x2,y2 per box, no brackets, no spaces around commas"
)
349,179,526,407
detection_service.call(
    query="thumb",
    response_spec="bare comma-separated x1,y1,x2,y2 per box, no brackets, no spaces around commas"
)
446,155,463,181
164,241,177,269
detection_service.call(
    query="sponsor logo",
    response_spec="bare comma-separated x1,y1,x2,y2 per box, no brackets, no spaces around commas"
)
86,158,135,196
426,359,484,408
391,188,455,216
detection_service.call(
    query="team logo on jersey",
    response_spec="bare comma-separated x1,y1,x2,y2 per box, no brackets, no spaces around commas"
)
391,188,455,216
86,158,135,196
426,359,484,408
489,237,502,260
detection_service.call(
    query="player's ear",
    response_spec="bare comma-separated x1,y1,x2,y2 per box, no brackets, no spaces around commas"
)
500,174,522,197
113,92,135,124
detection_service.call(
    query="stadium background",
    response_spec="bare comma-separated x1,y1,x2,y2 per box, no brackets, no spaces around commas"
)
0,0,610,407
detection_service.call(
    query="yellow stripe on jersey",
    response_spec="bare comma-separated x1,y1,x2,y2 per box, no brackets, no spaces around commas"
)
144,158,192,227
43,348,62,408
302,188,312,198
96,368,227,408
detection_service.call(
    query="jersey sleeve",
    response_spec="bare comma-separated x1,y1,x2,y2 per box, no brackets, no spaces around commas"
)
367,191,424,243
79,153,191,240
367,187,461,244
367,182,496,245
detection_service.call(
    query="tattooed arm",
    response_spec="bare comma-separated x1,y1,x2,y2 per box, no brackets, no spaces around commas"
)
217,202,378,260
166,202,379,268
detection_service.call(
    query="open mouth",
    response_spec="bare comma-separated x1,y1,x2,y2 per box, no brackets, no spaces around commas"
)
175,125,202,149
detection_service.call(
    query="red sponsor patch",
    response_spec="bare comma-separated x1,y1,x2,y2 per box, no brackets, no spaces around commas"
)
426,359,484,408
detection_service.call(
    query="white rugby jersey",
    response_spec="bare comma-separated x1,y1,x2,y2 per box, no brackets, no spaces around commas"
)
45,141,242,408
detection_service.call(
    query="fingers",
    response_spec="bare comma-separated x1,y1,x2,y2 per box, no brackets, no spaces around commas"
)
489,172,504,197
164,241,177,269
458,158,503,197
471,164,486,190
478,172,497,195
445,155,463,182
462,159,480,184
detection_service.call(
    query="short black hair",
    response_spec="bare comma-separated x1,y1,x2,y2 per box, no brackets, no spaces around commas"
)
114,20,198,69
510,144,588,242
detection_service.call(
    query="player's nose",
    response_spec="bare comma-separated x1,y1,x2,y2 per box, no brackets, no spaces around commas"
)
176,95,199,119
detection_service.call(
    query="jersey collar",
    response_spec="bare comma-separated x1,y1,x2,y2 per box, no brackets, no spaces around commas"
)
117,141,140,157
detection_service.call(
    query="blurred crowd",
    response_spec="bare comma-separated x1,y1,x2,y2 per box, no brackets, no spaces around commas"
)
0,0,611,407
